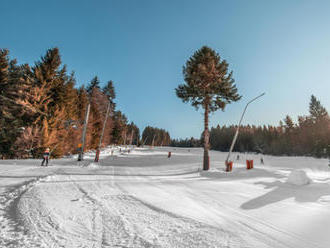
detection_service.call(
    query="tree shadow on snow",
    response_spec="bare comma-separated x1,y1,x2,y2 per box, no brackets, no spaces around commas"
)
0,175,36,179
241,180,330,210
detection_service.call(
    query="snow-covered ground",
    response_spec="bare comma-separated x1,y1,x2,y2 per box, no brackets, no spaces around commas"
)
0,147,329,247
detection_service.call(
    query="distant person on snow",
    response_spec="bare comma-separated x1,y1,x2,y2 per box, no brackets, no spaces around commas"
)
237,155,240,160
260,157,264,164
41,148,50,166
168,152,171,158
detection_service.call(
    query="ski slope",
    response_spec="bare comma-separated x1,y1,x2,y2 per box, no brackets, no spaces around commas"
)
1,147,330,247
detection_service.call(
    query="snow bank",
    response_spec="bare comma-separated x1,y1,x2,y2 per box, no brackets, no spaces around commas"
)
86,162,100,169
287,170,312,186
200,168,224,177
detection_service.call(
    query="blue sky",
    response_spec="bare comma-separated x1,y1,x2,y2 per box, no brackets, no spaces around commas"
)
2,0,330,138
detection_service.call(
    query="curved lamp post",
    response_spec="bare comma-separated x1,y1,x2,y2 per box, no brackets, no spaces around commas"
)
225,92,265,163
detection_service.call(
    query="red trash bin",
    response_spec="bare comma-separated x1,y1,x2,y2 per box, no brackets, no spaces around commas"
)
226,161,233,172
246,160,254,169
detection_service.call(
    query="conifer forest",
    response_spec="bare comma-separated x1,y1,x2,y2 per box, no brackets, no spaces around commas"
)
0,48,162,159
1,48,329,159
172,95,330,158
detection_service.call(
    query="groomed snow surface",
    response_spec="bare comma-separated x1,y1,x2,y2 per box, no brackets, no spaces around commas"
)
0,147,330,248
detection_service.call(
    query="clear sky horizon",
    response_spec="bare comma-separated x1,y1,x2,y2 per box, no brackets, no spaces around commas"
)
2,0,330,139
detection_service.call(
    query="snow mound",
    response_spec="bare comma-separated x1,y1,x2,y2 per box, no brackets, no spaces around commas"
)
287,170,312,186
87,162,100,169
200,168,224,177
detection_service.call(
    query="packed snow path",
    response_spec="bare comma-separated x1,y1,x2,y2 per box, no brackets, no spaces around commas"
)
1,147,330,247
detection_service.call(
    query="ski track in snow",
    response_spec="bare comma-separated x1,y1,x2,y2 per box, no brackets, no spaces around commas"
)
0,147,330,248
16,174,243,248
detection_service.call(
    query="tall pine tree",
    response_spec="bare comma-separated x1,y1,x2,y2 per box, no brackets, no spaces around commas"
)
0,50,28,157
176,46,241,170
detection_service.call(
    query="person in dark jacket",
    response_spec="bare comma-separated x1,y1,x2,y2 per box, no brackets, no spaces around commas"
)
260,157,264,164
41,148,50,166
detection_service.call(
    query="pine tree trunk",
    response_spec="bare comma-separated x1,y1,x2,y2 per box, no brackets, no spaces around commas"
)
203,102,210,170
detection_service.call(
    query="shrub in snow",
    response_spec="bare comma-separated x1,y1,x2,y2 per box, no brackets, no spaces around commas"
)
287,170,311,186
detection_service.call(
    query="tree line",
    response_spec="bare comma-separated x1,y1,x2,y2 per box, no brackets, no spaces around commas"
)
212,95,329,158
171,137,201,147
141,126,171,146
0,48,143,158
172,95,330,158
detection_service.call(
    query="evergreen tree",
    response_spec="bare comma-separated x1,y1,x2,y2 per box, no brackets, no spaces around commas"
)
284,115,294,130
86,78,104,149
112,111,128,145
0,49,9,85
0,49,12,156
0,50,28,157
176,46,241,170
309,95,328,122
142,126,170,146
102,80,117,145
27,48,78,156
103,80,116,103
126,122,140,145
282,115,295,154
77,86,89,121
87,76,100,95
32,47,62,122
308,95,329,157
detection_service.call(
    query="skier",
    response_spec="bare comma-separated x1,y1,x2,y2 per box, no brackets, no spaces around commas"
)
237,154,240,160
41,148,50,166
260,157,264,164
168,151,171,158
